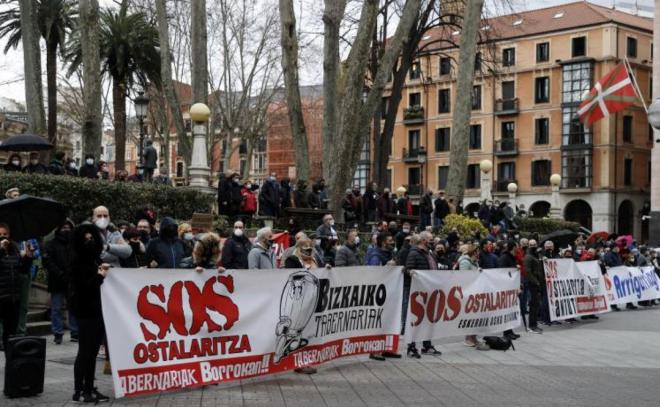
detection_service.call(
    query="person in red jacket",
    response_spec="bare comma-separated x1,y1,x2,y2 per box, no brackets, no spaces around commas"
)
240,181,257,226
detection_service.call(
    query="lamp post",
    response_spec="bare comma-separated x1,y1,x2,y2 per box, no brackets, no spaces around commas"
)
417,146,427,196
134,91,150,169
549,173,562,219
188,103,212,192
479,159,493,202
507,182,518,209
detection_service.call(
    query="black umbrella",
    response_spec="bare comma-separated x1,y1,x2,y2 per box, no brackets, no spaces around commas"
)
540,229,579,249
0,195,66,241
0,133,53,151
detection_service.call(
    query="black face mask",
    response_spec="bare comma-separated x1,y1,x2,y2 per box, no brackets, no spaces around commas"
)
129,241,142,252
83,239,96,251
60,230,73,240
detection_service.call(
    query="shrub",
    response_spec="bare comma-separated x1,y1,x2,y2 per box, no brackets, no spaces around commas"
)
441,214,488,238
516,217,580,235
0,172,214,224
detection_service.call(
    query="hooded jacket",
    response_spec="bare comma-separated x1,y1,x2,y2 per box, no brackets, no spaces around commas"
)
70,224,105,318
145,217,189,268
43,220,75,293
0,239,32,302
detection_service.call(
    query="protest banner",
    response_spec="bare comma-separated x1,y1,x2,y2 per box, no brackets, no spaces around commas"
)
604,266,660,305
543,259,610,321
100,266,402,398
404,268,521,343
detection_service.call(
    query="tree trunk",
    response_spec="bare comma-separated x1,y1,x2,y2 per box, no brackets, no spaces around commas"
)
243,139,253,180
278,0,310,181
46,39,58,153
155,0,191,166
112,79,127,171
445,0,484,202
18,0,46,136
322,0,347,182
79,0,103,158
191,0,208,104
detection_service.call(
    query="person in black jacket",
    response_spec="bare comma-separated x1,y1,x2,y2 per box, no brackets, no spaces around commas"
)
0,223,34,351
43,219,78,344
120,228,148,268
3,153,23,172
294,179,310,208
78,154,99,179
23,152,48,174
259,174,280,217
228,174,243,220
70,223,110,403
217,172,233,216
420,190,434,229
362,183,379,223
48,151,67,175
280,178,292,211
220,221,252,269
497,241,521,340
142,140,158,182
433,191,450,228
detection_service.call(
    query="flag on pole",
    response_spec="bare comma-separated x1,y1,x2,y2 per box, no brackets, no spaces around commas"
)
577,62,637,126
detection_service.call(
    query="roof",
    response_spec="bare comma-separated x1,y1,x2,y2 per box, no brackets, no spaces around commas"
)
419,1,652,52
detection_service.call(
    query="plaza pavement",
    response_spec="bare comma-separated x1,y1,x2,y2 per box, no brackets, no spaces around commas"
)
2,306,660,406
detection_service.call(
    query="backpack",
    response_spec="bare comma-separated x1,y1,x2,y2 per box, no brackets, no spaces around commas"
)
483,336,515,351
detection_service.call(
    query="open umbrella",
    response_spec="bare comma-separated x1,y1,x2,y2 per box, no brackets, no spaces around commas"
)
615,235,633,249
0,195,66,241
0,133,53,151
540,229,578,249
587,231,609,245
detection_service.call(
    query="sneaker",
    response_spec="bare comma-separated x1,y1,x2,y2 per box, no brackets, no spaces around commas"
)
74,391,95,403
421,346,442,356
529,327,543,334
369,353,386,361
407,346,421,359
93,388,110,402
294,367,317,374
382,351,402,359
475,342,490,351
72,390,81,402
54,335,63,345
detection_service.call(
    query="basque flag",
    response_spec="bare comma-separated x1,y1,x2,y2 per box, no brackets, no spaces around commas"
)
577,62,637,126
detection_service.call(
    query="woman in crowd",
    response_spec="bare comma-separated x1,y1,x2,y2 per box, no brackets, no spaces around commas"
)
178,222,195,254
181,233,222,270
457,244,490,350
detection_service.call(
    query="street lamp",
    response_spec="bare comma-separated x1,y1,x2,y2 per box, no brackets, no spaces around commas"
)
507,182,518,209
479,159,493,201
188,103,212,191
134,91,150,169
417,146,427,196
550,173,562,219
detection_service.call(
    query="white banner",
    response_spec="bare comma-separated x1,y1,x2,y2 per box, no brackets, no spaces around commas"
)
543,259,610,321
404,268,521,343
101,266,403,398
604,266,660,305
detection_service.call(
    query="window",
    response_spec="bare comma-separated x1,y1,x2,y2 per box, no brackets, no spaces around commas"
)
474,52,482,72
572,36,586,57
535,118,549,144
535,77,550,103
409,92,421,107
624,158,633,186
562,62,592,104
501,121,515,139
437,166,449,190
469,124,482,149
438,89,451,113
502,48,515,67
440,57,451,75
239,140,247,155
466,164,480,189
498,162,516,185
352,141,370,191
408,129,420,152
623,115,633,143
435,127,450,152
410,61,421,79
536,42,549,62
563,105,591,145
532,160,551,186
502,81,515,100
561,149,592,188
408,167,420,187
472,85,481,110
627,37,637,58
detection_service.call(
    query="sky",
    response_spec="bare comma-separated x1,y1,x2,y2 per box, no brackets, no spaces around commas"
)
0,0,654,109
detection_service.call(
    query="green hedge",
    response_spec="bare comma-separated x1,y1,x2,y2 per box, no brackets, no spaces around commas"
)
0,172,215,224
516,217,580,235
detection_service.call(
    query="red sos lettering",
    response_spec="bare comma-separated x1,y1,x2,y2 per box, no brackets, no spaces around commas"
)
136,275,239,341
409,286,463,326
545,260,557,279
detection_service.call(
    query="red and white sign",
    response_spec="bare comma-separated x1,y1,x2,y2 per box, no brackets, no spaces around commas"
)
101,266,403,398
404,268,521,342
543,259,610,321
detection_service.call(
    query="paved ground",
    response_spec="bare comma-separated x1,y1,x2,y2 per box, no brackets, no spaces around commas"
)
2,306,660,406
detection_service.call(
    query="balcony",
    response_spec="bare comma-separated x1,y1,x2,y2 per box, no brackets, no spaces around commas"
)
494,138,519,156
404,184,423,196
494,98,519,115
403,105,425,125
496,179,517,193
402,148,426,164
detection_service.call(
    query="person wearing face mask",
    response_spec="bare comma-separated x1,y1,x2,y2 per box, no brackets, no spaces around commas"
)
145,217,189,269
79,154,99,179
65,158,79,176
293,179,309,208
247,227,276,269
478,240,499,269
4,153,22,172
181,233,222,270
433,191,450,228
314,178,329,209
177,223,195,253
136,219,153,246
128,167,144,182
434,242,451,269
91,206,132,267
221,221,252,269
43,219,79,344
335,230,360,267
22,152,48,174
228,173,243,221
260,173,281,217
376,188,394,222
217,171,234,216
97,160,110,180
240,180,257,225
316,214,338,242
120,228,148,268
153,166,171,185
279,177,292,211
48,151,67,175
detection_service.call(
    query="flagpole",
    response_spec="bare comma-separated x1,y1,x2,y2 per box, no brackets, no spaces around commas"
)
624,56,649,114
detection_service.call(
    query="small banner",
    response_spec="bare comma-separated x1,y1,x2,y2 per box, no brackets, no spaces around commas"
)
604,266,660,305
404,268,521,342
543,259,610,321
101,266,403,398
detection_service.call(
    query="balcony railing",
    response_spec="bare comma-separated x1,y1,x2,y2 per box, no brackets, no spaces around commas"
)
496,179,517,192
494,98,519,115
494,138,519,156
403,105,425,125
404,184,422,196
402,148,424,164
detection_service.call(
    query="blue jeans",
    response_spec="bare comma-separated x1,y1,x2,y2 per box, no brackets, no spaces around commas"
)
51,292,78,337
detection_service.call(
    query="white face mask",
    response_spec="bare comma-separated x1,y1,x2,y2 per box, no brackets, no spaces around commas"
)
11,160,20,166
183,232,194,241
69,163,77,169
234,228,244,237
95,217,109,230
328,220,335,226
86,159,94,165
354,237,360,246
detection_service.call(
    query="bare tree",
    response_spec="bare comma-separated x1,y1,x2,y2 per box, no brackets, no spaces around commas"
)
79,0,103,158
18,0,46,136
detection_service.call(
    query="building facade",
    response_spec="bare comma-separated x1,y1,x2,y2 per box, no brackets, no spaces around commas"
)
384,2,652,239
